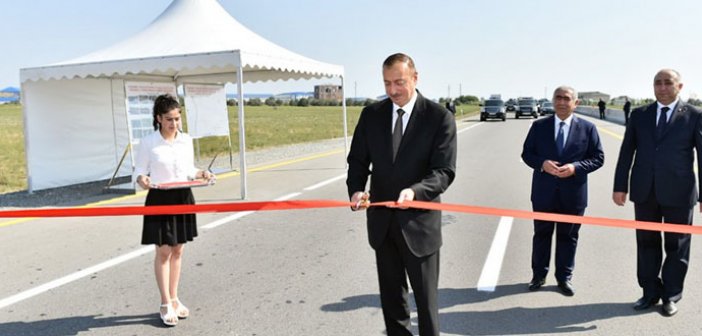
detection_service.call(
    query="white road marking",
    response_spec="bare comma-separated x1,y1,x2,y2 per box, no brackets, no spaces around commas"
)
203,193,302,230
0,246,153,310
303,174,346,191
457,122,483,134
477,216,514,292
202,211,254,230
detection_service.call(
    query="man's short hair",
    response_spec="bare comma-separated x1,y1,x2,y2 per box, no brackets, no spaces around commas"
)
554,85,578,100
383,53,416,72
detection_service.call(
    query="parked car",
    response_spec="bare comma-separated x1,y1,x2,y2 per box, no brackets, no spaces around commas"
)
540,101,554,115
516,97,538,119
480,99,506,121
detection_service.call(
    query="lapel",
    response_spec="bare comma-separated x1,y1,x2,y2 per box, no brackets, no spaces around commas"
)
546,116,558,153
643,103,657,136
662,101,687,138
562,115,579,154
380,99,394,160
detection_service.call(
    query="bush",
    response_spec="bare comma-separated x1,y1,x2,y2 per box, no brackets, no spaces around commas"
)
247,98,263,106
297,98,309,107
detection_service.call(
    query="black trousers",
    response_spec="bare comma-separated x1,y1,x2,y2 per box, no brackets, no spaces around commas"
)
375,215,440,336
532,200,584,282
634,192,693,302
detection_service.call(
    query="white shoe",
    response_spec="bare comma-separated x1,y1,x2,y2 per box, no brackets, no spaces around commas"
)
160,303,178,326
172,298,189,319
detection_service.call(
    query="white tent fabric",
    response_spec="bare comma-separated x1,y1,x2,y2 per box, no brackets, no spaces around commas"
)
20,0,346,194
21,0,343,83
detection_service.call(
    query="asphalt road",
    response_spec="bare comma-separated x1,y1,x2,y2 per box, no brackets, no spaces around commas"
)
1,112,702,335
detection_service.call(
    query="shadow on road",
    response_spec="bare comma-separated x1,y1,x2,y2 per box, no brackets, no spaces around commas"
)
0,313,163,336
321,283,642,335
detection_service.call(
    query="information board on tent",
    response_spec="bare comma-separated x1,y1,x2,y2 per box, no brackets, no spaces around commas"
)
125,82,177,142
183,84,229,139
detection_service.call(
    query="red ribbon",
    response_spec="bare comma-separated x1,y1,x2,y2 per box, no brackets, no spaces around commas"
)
1,199,700,235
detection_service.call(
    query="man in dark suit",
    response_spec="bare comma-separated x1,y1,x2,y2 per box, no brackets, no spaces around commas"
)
598,98,607,119
521,86,604,296
613,69,702,317
623,98,632,125
346,53,457,336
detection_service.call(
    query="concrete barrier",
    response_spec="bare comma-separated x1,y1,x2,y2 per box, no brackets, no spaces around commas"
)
576,106,626,125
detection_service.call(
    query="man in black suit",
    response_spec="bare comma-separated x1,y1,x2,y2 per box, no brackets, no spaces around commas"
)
613,69,702,317
623,98,632,125
521,86,604,296
346,53,457,336
598,98,607,119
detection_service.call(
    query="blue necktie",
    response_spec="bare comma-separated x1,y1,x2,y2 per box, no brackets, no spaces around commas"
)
556,121,565,155
656,107,670,140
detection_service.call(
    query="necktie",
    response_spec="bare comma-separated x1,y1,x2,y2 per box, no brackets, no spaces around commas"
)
556,121,565,155
392,109,405,162
656,106,670,140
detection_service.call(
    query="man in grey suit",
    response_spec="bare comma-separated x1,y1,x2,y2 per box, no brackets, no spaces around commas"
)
347,53,457,336
613,69,702,316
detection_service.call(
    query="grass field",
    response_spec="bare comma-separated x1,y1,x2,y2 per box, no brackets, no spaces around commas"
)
0,103,477,194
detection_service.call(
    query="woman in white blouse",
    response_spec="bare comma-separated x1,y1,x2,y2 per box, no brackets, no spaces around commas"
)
134,94,214,327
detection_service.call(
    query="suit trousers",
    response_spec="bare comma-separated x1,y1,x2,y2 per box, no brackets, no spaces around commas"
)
532,196,584,282
634,191,693,302
375,212,440,336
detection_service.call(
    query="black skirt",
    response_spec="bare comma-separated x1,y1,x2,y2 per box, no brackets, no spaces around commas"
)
141,188,198,246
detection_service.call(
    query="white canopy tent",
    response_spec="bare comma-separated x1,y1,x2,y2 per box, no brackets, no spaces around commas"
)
20,0,346,197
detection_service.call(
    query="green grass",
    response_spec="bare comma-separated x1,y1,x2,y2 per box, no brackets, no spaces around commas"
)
0,104,25,194
0,103,477,194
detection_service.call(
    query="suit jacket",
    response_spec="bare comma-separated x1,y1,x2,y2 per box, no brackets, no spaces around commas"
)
613,101,702,207
522,115,604,211
346,92,457,257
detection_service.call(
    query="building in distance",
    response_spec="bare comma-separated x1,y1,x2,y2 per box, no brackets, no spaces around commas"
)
314,84,343,101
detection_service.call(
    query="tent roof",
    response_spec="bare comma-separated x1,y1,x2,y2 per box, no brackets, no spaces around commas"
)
20,0,343,83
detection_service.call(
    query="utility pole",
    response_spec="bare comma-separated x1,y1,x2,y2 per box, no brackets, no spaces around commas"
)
459,83,462,98
354,81,357,100
448,85,451,99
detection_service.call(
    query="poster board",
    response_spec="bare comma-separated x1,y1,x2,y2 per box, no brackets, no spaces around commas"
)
183,84,229,139
124,81,178,143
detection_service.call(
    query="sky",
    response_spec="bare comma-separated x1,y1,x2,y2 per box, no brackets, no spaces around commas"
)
2,0,702,101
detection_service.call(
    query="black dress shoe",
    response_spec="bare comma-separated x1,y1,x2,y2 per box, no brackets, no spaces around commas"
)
528,277,545,291
557,280,575,296
662,301,678,316
633,296,660,310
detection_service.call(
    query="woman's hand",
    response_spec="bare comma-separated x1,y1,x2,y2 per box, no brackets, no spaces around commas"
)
137,175,151,189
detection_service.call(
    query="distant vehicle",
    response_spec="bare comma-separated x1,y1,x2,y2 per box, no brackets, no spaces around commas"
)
537,98,549,114
516,97,538,119
540,101,555,115
489,94,502,100
480,99,507,121
505,98,517,113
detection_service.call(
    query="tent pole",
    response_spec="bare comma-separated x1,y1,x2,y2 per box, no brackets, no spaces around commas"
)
236,65,247,199
341,75,348,167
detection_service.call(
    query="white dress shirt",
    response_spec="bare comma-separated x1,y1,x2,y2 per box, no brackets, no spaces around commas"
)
391,91,418,134
656,99,679,125
134,131,198,185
